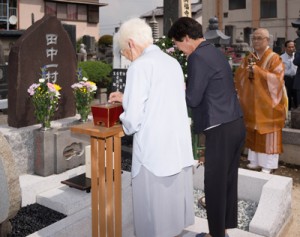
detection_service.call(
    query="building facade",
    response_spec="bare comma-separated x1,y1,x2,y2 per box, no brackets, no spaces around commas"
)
202,0,300,48
0,0,106,40
0,0,107,61
141,1,202,37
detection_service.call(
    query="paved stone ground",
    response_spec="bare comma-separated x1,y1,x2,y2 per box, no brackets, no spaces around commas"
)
1,112,299,236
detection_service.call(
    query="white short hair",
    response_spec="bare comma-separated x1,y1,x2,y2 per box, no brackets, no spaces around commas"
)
115,18,153,50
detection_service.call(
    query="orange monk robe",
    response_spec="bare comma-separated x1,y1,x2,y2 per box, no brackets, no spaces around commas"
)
234,48,287,154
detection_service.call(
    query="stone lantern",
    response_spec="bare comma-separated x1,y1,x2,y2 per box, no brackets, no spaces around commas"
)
204,17,230,46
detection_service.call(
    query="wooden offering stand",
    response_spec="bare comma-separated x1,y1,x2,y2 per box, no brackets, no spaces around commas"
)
70,122,124,237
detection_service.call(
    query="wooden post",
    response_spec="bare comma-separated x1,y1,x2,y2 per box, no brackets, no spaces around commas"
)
70,123,124,237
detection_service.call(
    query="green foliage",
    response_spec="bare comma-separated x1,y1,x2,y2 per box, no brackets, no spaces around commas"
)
154,36,188,80
78,61,112,89
98,35,113,46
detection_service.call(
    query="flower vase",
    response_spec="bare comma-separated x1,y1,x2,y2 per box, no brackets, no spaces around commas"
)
78,105,91,122
41,119,51,131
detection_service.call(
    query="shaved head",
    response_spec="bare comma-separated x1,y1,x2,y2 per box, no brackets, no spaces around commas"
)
253,28,270,39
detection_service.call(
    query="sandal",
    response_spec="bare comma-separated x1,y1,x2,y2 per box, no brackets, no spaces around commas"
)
196,233,208,237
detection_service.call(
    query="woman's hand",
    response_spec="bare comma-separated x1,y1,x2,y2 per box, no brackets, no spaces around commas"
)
108,91,123,103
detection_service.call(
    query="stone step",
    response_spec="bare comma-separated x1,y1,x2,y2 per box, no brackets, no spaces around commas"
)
26,170,135,237
36,184,91,216
20,165,86,207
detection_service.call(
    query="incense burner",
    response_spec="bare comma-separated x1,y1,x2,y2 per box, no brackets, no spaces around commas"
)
91,103,123,128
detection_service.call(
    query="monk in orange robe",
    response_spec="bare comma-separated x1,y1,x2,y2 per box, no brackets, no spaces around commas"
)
234,28,287,173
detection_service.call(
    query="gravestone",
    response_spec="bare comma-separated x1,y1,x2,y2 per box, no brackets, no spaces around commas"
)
163,0,180,35
0,133,21,236
0,40,5,64
0,64,8,100
63,24,76,52
7,15,77,128
82,35,96,55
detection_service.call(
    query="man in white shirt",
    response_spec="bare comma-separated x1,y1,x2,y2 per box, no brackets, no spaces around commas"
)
281,40,297,109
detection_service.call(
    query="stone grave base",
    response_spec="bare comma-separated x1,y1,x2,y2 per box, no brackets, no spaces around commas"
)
0,114,90,176
280,127,300,166
20,164,292,237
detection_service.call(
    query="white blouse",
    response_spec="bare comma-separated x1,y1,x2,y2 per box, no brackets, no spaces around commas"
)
120,45,194,178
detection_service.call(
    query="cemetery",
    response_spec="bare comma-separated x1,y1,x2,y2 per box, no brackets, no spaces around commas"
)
0,1,300,237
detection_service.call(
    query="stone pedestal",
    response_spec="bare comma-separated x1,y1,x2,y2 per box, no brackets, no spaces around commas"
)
290,107,300,129
34,126,89,176
34,129,56,176
54,128,88,174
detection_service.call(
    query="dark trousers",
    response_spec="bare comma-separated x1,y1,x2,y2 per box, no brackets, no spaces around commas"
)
203,118,245,237
284,75,297,109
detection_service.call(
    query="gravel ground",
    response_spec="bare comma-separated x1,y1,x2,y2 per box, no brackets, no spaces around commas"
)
9,204,66,237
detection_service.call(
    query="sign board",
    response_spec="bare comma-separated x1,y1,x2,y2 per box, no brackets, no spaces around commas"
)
112,69,127,93
180,0,191,17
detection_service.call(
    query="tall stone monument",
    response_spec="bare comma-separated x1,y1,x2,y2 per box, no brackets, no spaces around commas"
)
7,15,77,128
163,0,191,35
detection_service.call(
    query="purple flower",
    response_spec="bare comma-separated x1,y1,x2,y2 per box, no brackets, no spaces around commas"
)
27,83,39,96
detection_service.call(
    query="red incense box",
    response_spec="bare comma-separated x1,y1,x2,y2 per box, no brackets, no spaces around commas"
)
91,103,123,128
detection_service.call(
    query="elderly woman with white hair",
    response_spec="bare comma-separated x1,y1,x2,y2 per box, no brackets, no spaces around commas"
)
109,18,195,237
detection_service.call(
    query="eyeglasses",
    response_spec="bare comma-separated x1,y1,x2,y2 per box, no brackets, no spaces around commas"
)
251,37,268,41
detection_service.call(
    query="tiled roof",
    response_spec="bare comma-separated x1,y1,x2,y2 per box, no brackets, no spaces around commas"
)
141,3,202,18
48,0,107,6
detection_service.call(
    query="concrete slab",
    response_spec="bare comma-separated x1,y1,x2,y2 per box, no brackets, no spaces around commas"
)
280,128,300,165
36,184,91,216
20,165,86,206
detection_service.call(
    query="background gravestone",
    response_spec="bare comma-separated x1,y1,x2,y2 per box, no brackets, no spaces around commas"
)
163,0,180,35
7,15,77,128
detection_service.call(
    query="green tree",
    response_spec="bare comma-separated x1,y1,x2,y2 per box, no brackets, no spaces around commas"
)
78,61,112,90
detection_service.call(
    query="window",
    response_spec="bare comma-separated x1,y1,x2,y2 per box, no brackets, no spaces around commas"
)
45,2,56,15
78,5,87,21
57,3,67,19
45,2,96,23
67,4,77,20
87,5,99,24
229,0,246,10
261,0,277,18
